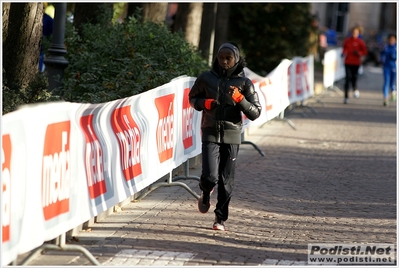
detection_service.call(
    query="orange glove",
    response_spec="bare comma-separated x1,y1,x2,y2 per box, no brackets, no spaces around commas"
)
229,86,244,103
204,99,217,110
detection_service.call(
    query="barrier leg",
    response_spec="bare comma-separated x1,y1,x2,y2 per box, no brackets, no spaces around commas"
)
241,132,266,156
273,111,297,130
172,159,200,182
285,103,307,118
327,84,343,95
135,171,200,201
18,233,101,266
313,97,326,107
298,100,318,115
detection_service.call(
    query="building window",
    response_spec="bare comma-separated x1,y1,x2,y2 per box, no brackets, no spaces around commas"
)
326,3,349,34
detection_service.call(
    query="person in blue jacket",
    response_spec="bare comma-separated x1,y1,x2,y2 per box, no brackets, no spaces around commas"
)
39,12,54,72
326,27,338,46
380,34,397,106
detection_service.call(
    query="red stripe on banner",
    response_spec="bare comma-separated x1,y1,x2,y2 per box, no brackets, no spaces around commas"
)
89,180,107,199
2,226,10,242
2,134,11,243
296,63,302,95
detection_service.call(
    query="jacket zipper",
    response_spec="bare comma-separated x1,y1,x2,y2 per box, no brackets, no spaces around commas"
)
218,77,228,143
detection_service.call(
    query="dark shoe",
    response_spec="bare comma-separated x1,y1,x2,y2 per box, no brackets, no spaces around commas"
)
198,191,211,213
384,100,389,107
212,216,226,231
344,98,349,104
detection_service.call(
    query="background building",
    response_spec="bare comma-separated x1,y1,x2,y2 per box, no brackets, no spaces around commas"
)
311,2,397,45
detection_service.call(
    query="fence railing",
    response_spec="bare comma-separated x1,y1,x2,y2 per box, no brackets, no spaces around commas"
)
2,55,316,266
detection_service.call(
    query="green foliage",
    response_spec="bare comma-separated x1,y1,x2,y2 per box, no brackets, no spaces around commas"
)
62,12,209,104
229,3,312,75
3,7,208,113
2,71,60,114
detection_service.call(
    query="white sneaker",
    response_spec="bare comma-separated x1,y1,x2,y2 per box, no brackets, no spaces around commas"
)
354,90,360,98
358,65,363,74
212,216,226,231
344,98,349,104
391,91,396,102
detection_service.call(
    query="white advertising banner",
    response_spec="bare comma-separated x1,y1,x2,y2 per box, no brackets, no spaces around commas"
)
288,55,315,104
260,59,292,121
2,57,314,265
244,58,292,125
1,76,201,266
323,48,345,88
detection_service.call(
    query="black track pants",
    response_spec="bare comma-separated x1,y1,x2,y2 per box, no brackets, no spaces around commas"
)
199,141,239,221
344,64,360,98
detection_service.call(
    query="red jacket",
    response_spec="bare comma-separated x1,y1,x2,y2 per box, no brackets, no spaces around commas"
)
342,37,368,65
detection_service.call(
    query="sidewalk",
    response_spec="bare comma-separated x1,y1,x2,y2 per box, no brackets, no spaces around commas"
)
14,64,396,266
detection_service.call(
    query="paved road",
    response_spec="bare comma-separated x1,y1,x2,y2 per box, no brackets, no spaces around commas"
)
14,65,396,266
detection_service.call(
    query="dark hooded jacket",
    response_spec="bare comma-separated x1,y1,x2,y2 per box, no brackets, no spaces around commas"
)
189,58,262,144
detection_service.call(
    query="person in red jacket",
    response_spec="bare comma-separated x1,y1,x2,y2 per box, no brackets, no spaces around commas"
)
342,27,368,104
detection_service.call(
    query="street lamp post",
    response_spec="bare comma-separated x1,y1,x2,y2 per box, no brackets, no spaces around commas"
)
44,3,69,94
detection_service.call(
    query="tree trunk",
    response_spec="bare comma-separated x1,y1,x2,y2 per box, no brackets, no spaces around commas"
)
198,3,217,63
3,3,43,87
142,3,168,23
173,3,203,47
2,3,11,44
73,3,113,35
214,3,231,54
127,3,167,24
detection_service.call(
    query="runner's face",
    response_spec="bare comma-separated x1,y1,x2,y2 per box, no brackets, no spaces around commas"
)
218,48,236,70
352,29,359,38
389,36,396,45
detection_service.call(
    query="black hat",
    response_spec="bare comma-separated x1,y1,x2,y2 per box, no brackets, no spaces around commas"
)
218,43,240,62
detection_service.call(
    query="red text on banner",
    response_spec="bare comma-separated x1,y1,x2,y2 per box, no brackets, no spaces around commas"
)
259,78,273,111
302,61,310,92
111,106,142,181
182,88,194,149
155,94,175,163
80,115,107,198
42,121,71,221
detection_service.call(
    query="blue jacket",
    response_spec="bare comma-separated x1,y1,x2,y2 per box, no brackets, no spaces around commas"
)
380,43,397,70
